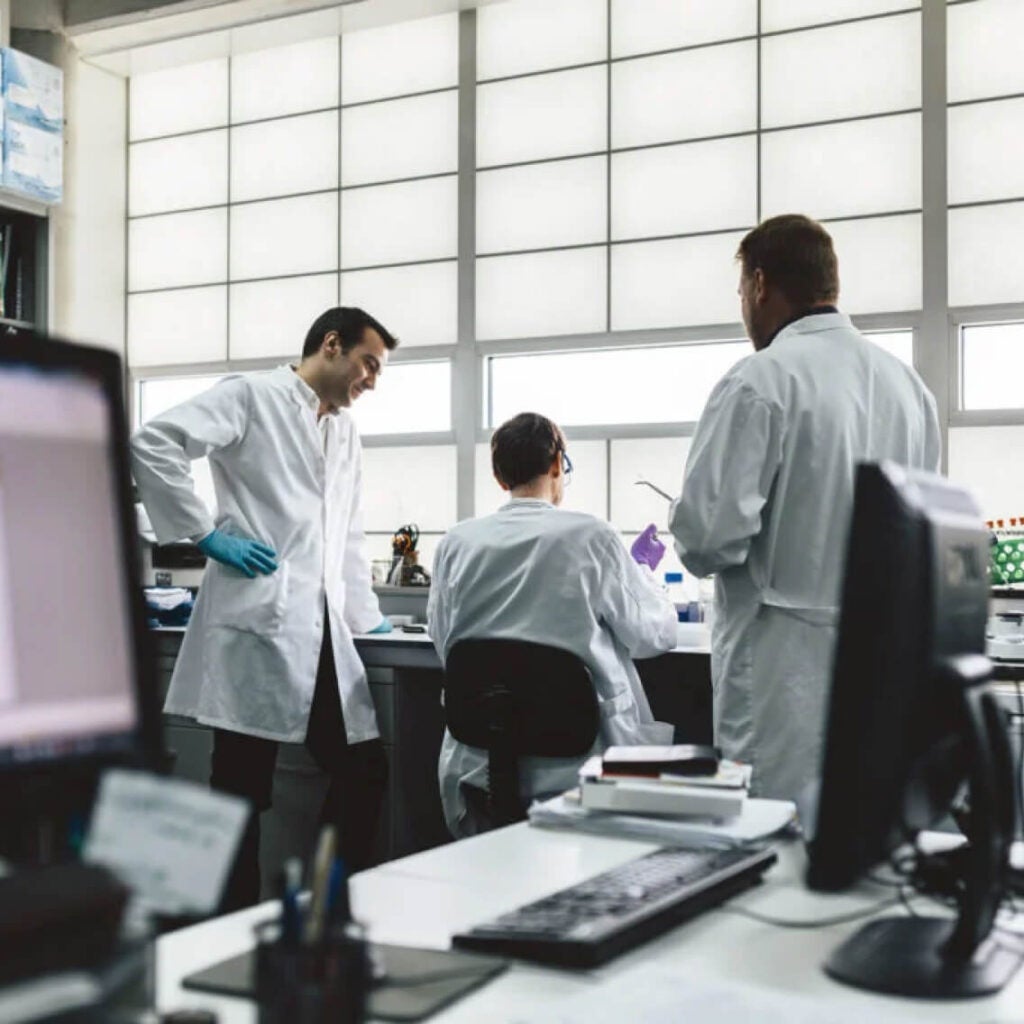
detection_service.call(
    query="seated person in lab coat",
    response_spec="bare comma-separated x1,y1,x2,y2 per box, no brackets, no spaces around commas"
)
428,412,679,838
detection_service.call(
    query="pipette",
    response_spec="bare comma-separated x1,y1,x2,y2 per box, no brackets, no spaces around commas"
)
634,478,674,503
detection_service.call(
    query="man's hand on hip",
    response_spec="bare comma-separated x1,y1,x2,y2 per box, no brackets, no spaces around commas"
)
198,529,278,578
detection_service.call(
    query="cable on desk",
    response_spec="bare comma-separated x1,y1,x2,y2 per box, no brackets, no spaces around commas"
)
716,893,901,930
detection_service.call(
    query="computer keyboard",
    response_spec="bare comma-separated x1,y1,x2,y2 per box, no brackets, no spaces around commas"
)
452,844,777,968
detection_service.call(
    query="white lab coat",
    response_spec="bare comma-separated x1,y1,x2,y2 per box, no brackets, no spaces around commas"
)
131,366,384,744
428,499,677,837
669,311,941,802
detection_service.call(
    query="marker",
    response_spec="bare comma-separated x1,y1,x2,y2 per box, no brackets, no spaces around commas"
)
304,825,337,945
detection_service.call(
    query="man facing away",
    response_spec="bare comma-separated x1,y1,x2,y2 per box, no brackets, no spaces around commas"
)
131,306,397,908
669,214,941,804
428,412,679,838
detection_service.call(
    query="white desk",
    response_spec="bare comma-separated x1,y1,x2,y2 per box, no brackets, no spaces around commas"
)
157,824,1023,1023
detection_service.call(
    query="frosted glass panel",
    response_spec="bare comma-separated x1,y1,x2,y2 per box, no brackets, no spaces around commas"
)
609,437,690,531
477,248,607,340
612,43,756,149
948,99,1024,205
477,66,606,167
229,274,338,360
761,115,921,220
342,13,457,104
351,361,451,435
477,157,606,253
341,262,457,347
128,286,227,366
611,234,746,330
129,59,227,141
762,0,918,32
949,203,1024,307
948,425,1024,519
341,91,457,186
230,193,338,281
341,176,457,267
231,38,339,122
612,0,756,58
129,208,227,291
612,137,756,240
826,214,921,313
359,446,456,531
948,0,1024,104
762,14,920,128
231,111,338,202
865,330,913,366
478,0,606,79
962,323,1024,411
129,131,227,216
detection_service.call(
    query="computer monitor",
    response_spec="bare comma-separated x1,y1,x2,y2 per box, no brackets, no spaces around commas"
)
807,461,1020,997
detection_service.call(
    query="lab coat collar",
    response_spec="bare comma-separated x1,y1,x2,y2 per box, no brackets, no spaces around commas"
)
273,364,325,415
500,497,555,511
773,308,851,344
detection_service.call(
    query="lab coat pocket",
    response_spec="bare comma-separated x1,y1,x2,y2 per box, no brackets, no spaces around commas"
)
206,561,290,636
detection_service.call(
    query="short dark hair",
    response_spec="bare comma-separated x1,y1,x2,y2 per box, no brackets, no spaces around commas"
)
301,306,399,359
491,412,564,490
737,214,839,308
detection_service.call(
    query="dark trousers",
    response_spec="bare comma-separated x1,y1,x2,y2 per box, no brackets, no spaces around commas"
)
210,619,388,911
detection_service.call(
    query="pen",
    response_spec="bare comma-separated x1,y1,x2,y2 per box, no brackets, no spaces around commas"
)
304,824,337,945
281,856,303,946
325,855,351,931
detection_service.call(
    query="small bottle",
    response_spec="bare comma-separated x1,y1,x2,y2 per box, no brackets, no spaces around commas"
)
698,576,716,629
663,572,688,621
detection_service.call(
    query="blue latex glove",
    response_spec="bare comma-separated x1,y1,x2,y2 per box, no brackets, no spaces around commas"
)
630,523,666,572
198,529,278,578
368,619,393,634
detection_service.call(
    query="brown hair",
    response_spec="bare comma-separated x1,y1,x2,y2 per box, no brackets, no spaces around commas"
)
737,214,839,307
491,412,563,489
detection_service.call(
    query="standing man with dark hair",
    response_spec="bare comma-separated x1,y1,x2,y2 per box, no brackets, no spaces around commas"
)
132,306,398,908
667,214,941,804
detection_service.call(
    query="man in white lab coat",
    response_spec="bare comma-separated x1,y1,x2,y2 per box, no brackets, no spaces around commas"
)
428,412,678,838
132,306,397,908
668,215,941,804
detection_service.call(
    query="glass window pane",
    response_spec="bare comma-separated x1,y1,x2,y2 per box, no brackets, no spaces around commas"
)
129,208,227,291
948,0,1024,104
230,193,338,281
477,156,607,254
341,176,457,268
762,14,920,128
611,233,745,331
478,0,606,79
129,131,227,216
231,37,339,123
611,42,756,150
137,374,227,425
351,361,451,436
949,202,1024,308
129,286,227,366
342,13,458,104
129,59,228,141
340,261,457,347
229,274,338,360
827,214,921,313
612,136,756,240
477,248,607,341
359,445,456,531
948,99,1024,206
341,91,457,186
609,437,690,531
477,66,607,167
761,114,921,221
611,0,756,58
948,425,1024,519
962,323,1024,411
864,329,913,366
762,0,918,32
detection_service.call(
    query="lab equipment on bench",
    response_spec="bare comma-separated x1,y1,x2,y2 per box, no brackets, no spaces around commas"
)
387,523,430,587
634,477,674,502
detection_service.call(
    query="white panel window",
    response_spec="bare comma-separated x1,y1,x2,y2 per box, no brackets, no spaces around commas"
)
229,274,338,360
230,193,338,281
826,214,921,314
341,261,457,347
478,0,606,79
961,323,1024,411
477,157,607,253
761,114,921,221
762,14,920,129
612,136,756,240
865,330,913,366
949,202,1024,308
341,176,457,268
489,342,748,428
129,131,227,216
230,37,339,123
129,208,227,291
477,248,607,341
948,425,1024,519
137,374,227,426
948,0,1024,104
948,99,1024,206
359,445,456,532
762,0,919,33
341,91,458,186
351,361,451,435
342,13,458,104
231,111,338,203
129,59,228,141
611,233,746,331
609,437,690,531
611,42,757,150
477,65,607,167
128,287,227,366
611,0,756,58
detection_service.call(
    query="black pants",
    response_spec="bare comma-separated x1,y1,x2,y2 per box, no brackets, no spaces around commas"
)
210,619,388,911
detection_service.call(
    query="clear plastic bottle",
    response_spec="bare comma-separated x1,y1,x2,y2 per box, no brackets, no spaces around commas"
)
698,575,716,629
663,571,688,621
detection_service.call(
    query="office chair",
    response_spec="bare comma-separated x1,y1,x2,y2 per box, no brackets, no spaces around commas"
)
443,639,600,829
